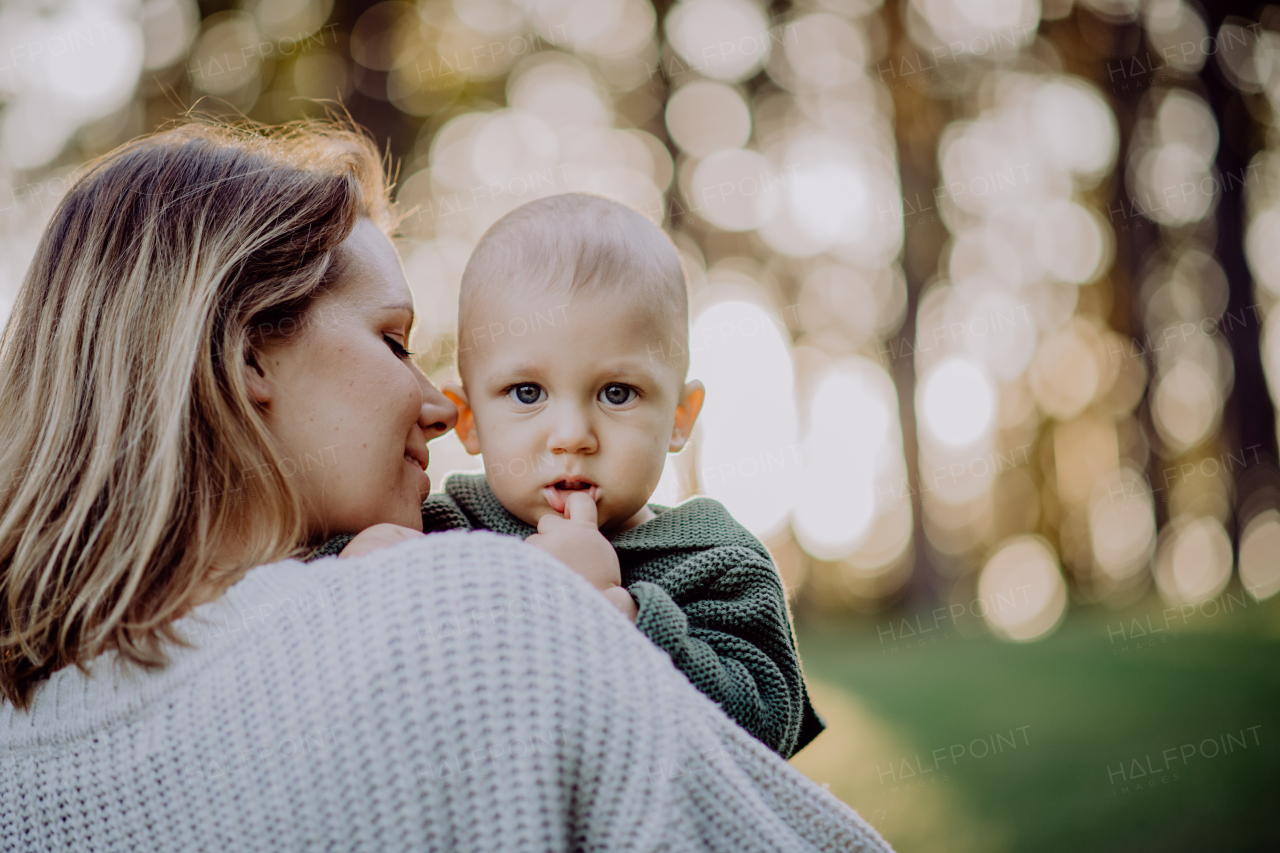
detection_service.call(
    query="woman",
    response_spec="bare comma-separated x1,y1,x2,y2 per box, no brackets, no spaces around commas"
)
0,122,891,852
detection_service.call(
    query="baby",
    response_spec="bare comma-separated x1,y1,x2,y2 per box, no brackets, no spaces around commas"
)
313,194,823,758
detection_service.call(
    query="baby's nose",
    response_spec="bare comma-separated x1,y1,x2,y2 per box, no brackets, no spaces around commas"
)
547,406,597,454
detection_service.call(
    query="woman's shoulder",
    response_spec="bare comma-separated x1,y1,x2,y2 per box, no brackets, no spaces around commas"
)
257,528,554,589
5,531,581,741
3,531,890,853
6,532,593,753
225,529,581,647
274,527,520,578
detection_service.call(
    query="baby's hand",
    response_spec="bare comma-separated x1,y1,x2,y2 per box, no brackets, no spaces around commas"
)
338,523,426,559
526,491,623,592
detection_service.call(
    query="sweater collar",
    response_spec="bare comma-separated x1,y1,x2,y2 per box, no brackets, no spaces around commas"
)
609,497,766,554
443,473,765,554
444,473,539,538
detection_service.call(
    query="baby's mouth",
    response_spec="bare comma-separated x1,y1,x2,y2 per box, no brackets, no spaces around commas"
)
543,479,598,514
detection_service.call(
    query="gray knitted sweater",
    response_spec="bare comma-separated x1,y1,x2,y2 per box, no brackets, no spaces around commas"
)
308,474,825,758
0,531,891,852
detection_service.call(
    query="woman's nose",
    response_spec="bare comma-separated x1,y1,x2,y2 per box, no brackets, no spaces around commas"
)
418,374,458,438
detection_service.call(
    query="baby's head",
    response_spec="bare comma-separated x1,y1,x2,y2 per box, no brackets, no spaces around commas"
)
446,193,704,534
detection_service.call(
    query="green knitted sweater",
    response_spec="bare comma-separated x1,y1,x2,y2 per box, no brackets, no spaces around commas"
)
306,472,825,758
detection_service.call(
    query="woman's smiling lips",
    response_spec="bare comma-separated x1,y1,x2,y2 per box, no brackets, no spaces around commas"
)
404,446,431,493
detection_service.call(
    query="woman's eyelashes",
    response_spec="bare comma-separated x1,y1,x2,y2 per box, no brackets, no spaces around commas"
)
383,334,414,360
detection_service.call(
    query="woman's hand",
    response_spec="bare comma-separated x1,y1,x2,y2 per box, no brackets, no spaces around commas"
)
338,523,426,559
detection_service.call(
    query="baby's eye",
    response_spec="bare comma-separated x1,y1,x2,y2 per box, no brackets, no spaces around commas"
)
599,384,636,406
508,383,545,405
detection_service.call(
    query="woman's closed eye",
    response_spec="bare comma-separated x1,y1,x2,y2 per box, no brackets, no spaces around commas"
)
383,334,414,360
599,384,638,406
507,383,546,405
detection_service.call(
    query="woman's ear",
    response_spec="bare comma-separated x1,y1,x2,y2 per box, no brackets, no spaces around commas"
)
669,379,705,452
441,380,481,454
243,347,271,406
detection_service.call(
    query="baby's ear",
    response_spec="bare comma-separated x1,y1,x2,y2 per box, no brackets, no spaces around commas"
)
669,379,705,452
441,380,482,455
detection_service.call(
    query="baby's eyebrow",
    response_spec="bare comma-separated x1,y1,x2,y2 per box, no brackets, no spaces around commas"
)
593,362,662,380
484,362,547,384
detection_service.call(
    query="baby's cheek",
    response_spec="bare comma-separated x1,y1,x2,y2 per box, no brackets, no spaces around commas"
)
624,440,667,498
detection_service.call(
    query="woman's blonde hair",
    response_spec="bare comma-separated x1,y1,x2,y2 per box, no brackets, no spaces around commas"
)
0,121,391,709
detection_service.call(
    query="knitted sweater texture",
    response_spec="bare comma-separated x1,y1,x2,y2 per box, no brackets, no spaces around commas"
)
0,531,892,853
309,473,826,758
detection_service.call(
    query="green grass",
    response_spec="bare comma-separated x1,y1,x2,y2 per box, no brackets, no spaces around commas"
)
792,590,1280,853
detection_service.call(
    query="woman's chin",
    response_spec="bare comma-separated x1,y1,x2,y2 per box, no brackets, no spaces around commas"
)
370,489,428,532
396,493,427,528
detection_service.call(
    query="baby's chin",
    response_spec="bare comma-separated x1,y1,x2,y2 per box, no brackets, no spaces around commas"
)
508,499,576,529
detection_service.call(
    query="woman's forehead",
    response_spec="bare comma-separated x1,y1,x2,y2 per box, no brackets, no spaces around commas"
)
332,219,412,306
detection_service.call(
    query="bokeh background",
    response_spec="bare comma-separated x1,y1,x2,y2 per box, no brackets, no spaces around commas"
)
2,0,1278,849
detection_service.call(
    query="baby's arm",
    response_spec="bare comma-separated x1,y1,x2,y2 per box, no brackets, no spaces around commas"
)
627,547,820,759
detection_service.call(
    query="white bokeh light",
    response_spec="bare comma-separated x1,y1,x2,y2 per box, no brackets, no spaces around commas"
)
1029,80,1119,179
1154,516,1234,606
664,80,751,157
918,356,996,448
1244,207,1280,297
1240,509,1280,601
665,0,772,82
690,299,799,538
979,536,1068,642
687,148,781,231
787,161,870,246
793,358,899,560
1088,467,1156,582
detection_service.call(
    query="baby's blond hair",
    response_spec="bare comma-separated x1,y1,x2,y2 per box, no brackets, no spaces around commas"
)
457,193,689,383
